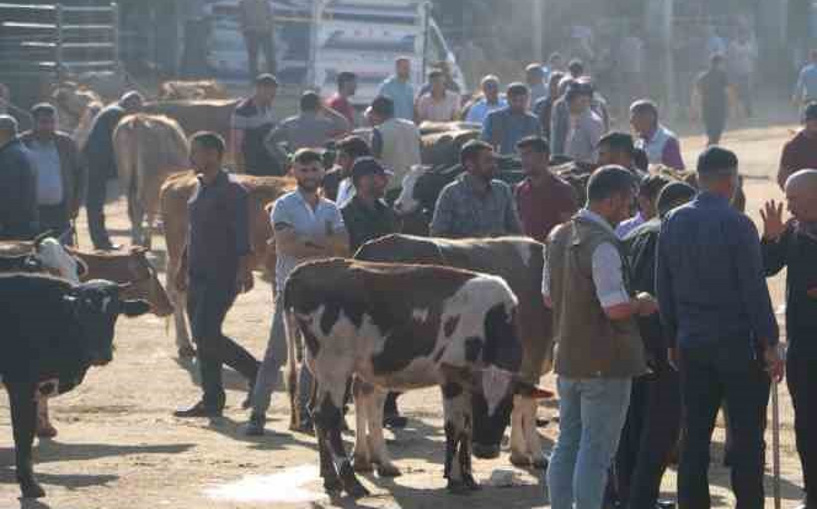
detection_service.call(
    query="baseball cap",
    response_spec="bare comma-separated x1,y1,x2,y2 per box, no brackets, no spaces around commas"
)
351,157,393,184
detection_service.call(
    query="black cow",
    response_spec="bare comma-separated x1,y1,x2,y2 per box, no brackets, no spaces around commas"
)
0,273,150,499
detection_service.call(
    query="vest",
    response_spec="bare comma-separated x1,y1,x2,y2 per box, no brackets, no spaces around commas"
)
637,125,675,166
376,118,422,191
548,216,647,378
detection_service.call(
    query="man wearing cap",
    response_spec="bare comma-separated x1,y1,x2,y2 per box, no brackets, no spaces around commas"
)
481,83,541,156
613,181,697,509
232,74,279,176
341,157,397,253
0,115,38,240
83,90,143,250
630,100,685,170
265,91,349,161
565,82,604,164
21,103,86,240
778,102,817,190
465,75,507,126
321,135,370,205
657,147,784,508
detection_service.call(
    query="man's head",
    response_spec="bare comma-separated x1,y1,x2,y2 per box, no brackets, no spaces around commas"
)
31,103,58,139
566,82,592,115
784,169,817,222
629,99,659,137
460,140,496,181
597,132,635,168
335,135,371,176
255,73,279,105
657,181,697,218
710,53,725,70
548,71,565,98
0,114,19,146
481,75,501,103
300,91,321,113
548,52,564,71
803,102,817,138
351,156,391,200
525,63,544,86
568,59,584,78
370,96,395,125
429,69,446,94
636,173,673,220
516,136,550,177
119,91,144,113
337,71,357,97
291,148,325,193
506,83,530,114
697,146,739,199
587,166,637,225
189,131,226,173
395,57,412,81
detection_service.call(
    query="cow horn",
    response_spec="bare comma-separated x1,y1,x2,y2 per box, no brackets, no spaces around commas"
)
33,230,55,249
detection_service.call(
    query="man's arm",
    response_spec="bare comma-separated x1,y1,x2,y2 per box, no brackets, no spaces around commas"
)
371,128,384,159
480,113,494,144
656,221,678,345
662,137,685,171
591,242,657,321
504,186,524,235
321,104,351,137
733,217,779,348
264,124,289,161
778,143,795,190
429,185,457,238
235,188,254,293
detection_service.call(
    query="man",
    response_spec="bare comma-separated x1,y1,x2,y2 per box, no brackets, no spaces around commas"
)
321,135,370,205
246,148,349,435
430,140,523,238
369,96,422,194
545,165,655,509
525,63,547,106
613,181,697,509
341,157,397,256
616,174,673,238
514,136,577,242
656,147,784,508
327,72,357,127
0,115,38,240
793,49,817,107
20,103,86,240
481,83,541,156
695,54,729,146
761,170,817,509
597,131,636,169
619,32,646,111
232,73,279,176
728,30,757,118
464,75,507,125
630,99,685,170
544,52,565,84
239,0,275,77
565,82,604,164
415,69,460,123
377,57,415,121
265,91,349,159
174,132,260,418
778,102,817,190
83,90,143,250
551,78,608,157
533,71,565,140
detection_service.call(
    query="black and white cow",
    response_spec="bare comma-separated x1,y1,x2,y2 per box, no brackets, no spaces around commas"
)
0,274,150,499
282,259,522,497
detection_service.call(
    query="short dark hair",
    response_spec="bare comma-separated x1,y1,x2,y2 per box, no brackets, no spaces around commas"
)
337,72,357,88
31,102,57,119
565,81,592,103
460,140,493,166
587,165,636,203
697,146,738,177
516,136,550,154
506,82,529,98
292,148,324,166
255,73,279,87
300,91,321,112
657,181,697,217
190,131,226,155
639,173,673,202
598,132,634,156
548,71,565,89
428,69,444,80
336,135,371,160
371,96,395,118
568,59,584,76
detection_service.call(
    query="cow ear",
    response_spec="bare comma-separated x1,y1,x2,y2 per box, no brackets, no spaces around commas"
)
121,299,150,317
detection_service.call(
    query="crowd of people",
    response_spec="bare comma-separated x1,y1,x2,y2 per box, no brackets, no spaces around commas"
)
2,32,817,507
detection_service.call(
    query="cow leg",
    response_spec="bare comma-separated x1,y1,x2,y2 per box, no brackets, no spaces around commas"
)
7,382,45,499
317,429,342,494
366,386,400,478
143,211,154,251
510,394,547,469
36,397,58,438
351,377,373,473
441,378,479,492
166,269,194,357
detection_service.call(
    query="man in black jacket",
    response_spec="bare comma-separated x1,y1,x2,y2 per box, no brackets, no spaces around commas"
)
0,115,38,240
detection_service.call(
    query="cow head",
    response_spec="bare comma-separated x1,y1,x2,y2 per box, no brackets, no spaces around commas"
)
393,165,430,216
63,279,150,366
34,235,87,283
123,247,174,317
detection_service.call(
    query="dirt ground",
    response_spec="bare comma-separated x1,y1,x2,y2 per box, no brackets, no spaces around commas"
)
0,118,809,508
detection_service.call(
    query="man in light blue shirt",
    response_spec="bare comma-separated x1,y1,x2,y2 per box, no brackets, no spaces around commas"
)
793,49,817,106
465,75,507,125
481,83,541,155
377,57,416,121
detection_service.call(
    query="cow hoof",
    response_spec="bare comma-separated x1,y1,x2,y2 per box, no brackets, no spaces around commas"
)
472,443,500,459
177,345,196,358
353,457,373,473
36,424,58,439
339,462,370,498
509,453,531,468
532,456,549,471
323,477,343,496
20,480,45,499
375,463,402,478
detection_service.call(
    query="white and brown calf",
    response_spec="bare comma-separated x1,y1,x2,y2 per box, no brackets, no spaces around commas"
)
282,259,523,497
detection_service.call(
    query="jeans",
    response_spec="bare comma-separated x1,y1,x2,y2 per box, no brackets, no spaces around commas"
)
677,344,770,509
244,31,275,77
547,376,632,509
187,278,260,409
86,166,111,249
788,354,817,507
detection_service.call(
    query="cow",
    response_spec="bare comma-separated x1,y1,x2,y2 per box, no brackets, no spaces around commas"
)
0,235,87,282
281,259,522,497
141,99,240,154
50,83,104,133
113,114,190,248
420,129,480,168
158,80,229,101
160,171,296,356
355,234,554,468
0,273,150,498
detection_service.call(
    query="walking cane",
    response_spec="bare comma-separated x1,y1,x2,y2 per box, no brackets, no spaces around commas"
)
772,378,781,509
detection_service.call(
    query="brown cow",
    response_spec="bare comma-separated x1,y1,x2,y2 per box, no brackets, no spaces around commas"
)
160,171,296,356
142,99,241,154
158,80,228,101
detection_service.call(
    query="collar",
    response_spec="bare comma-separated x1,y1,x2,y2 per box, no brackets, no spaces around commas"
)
294,188,324,209
577,208,618,237
642,125,659,142
197,169,228,188
696,191,731,206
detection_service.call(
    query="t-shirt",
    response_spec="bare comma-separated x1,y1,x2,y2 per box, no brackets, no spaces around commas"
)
377,76,416,121
327,94,355,127
415,91,460,123
28,140,64,206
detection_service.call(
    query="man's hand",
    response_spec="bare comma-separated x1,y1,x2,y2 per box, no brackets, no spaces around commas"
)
760,200,786,240
667,347,680,372
635,292,659,317
763,344,785,383
236,270,254,294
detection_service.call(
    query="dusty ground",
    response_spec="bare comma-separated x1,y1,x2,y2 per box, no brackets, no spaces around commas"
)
0,117,809,508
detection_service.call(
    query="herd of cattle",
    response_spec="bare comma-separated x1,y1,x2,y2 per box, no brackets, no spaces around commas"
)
2,79,744,500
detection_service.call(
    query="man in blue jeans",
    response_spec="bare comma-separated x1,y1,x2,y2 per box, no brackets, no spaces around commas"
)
545,165,656,508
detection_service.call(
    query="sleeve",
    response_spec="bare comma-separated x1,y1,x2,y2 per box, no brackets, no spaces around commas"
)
371,128,384,158
504,186,524,235
794,68,805,99
429,185,456,238
465,103,480,124
591,242,631,308
779,142,796,188
662,137,686,170
271,196,293,229
760,228,789,277
656,220,678,345
733,217,779,346
331,204,346,234
234,186,252,256
480,113,494,143
541,244,551,299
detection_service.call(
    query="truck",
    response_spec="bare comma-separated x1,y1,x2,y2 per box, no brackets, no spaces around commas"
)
203,0,466,106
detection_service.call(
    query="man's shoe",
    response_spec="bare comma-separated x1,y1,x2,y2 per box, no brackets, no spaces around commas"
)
243,412,266,436
655,501,676,509
241,384,255,410
173,401,222,418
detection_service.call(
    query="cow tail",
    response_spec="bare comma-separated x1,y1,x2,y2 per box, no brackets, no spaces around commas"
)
283,305,301,428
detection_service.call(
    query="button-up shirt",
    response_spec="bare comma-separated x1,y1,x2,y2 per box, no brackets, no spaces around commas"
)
429,172,523,239
480,107,542,155
465,96,508,125
656,192,778,354
341,196,399,253
377,76,416,121
187,170,251,285
795,63,817,103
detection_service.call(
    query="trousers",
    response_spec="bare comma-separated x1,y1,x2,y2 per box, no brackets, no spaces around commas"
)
788,354,817,507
